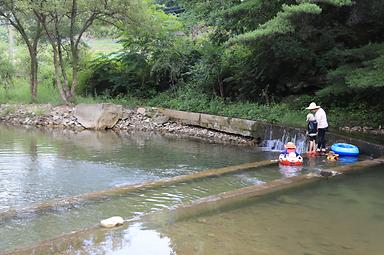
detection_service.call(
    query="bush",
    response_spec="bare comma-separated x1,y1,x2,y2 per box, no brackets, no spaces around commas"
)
328,104,383,128
146,84,307,127
80,53,155,98
0,41,15,88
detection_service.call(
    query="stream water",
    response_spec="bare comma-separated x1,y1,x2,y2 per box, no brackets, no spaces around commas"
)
6,167,383,255
158,167,384,255
0,125,270,210
0,124,382,254
0,125,274,251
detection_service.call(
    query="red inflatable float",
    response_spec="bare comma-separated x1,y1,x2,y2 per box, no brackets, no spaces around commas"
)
278,142,303,166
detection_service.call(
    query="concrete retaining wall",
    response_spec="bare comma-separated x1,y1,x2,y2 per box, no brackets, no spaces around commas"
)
158,108,384,157
158,108,270,137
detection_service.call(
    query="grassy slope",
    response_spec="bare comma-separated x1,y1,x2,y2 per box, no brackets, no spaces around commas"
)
84,39,122,54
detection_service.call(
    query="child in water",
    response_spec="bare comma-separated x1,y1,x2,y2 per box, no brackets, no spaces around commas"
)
282,142,300,156
326,151,339,161
306,113,317,155
279,142,303,166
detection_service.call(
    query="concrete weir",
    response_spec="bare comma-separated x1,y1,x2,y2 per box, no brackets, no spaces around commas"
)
158,108,384,156
3,158,384,255
150,157,384,223
0,159,278,222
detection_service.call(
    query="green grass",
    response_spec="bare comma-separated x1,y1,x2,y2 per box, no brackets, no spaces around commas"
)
0,79,62,104
145,92,307,128
85,39,122,54
75,95,143,107
143,89,382,129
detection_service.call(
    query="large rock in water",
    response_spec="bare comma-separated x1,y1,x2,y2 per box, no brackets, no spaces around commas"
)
100,216,125,228
74,104,122,130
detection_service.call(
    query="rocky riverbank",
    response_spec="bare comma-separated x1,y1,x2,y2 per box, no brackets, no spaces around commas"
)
339,126,384,136
0,104,255,145
1,104,382,147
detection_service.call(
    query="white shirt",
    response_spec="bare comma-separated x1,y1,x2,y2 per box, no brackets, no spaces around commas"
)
315,108,328,129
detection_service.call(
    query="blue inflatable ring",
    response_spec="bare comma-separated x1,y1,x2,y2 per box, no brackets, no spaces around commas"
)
331,143,359,157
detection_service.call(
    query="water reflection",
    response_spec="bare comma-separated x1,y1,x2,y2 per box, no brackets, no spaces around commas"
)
338,156,359,164
0,125,264,209
12,167,384,255
278,165,303,178
10,222,176,255
158,168,384,255
80,223,175,255
0,124,369,254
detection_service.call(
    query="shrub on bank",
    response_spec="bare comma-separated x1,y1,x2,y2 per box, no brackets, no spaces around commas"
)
144,89,382,129
0,79,382,129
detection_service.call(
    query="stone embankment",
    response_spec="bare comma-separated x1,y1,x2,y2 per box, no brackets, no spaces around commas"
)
339,126,384,136
0,104,254,145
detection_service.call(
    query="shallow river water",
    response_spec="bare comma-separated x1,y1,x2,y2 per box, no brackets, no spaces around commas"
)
0,125,270,210
0,124,382,254
17,167,382,255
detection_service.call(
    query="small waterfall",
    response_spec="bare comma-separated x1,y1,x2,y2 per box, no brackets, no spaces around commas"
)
262,126,308,154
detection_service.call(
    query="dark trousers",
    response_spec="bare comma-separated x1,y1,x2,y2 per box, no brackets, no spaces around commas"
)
317,128,327,149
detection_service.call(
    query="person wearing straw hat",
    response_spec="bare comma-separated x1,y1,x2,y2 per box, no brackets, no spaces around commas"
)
306,102,328,152
282,142,300,156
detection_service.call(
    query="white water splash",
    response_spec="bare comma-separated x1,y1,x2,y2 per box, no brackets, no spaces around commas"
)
263,128,308,154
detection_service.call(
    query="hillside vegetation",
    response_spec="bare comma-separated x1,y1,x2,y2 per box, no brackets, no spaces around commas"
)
0,0,383,129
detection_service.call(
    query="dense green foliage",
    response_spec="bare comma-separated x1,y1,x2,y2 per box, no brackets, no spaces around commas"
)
1,0,383,128
79,0,383,126
0,40,14,87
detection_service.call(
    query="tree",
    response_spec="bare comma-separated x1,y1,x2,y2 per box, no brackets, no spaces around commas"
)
175,0,384,101
0,0,42,102
81,3,195,98
33,0,147,102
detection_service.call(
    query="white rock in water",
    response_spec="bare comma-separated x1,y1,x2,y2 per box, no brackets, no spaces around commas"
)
100,216,125,228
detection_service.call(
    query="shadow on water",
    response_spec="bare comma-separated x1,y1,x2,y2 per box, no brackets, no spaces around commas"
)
0,124,270,210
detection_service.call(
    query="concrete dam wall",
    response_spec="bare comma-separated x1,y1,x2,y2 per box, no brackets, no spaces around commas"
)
158,108,384,157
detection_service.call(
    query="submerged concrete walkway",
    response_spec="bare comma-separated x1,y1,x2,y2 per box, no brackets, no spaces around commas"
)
3,157,384,255
158,157,384,222
0,159,278,221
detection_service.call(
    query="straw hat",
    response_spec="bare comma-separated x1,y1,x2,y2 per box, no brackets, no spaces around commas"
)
284,142,296,149
306,113,315,121
306,102,320,110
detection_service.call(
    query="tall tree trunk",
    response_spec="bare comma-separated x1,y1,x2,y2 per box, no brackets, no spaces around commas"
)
69,0,78,100
57,44,70,98
29,50,38,102
7,22,15,66
69,53,78,100
25,39,40,103
4,14,42,103
28,26,41,103
55,19,71,100
53,49,68,103
218,77,224,98
218,68,224,98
